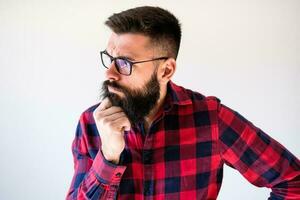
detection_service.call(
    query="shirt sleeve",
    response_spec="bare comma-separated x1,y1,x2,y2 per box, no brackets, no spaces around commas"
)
217,103,300,199
66,112,126,200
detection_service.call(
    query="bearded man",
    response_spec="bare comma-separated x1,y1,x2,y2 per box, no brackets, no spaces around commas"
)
66,6,300,200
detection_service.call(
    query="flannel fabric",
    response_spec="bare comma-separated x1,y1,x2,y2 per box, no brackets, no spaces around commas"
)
66,81,300,200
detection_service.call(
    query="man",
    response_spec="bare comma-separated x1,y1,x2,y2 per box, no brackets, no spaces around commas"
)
66,6,300,200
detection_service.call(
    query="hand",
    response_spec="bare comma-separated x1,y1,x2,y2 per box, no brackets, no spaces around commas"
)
93,98,131,164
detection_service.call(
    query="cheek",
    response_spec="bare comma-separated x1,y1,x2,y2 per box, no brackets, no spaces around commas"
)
114,78,140,94
128,83,143,94
122,76,146,90
122,65,157,90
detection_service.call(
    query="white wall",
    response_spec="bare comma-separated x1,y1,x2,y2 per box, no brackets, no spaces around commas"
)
0,0,299,199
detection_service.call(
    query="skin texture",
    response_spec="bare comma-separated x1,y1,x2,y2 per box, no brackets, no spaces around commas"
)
93,32,176,164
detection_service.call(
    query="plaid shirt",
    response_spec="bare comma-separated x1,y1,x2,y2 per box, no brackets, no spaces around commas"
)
66,81,300,200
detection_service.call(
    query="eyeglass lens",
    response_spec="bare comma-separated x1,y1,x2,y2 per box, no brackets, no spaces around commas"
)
102,52,131,75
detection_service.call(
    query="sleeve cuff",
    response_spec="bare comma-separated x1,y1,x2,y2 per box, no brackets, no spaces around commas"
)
91,150,127,185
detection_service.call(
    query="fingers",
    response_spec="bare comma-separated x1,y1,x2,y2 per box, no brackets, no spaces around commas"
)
101,113,131,132
99,106,123,117
98,97,112,111
102,112,127,123
93,98,119,118
94,106,125,124
111,116,131,132
93,97,131,132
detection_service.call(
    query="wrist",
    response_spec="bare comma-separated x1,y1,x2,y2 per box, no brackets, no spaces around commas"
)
101,148,121,164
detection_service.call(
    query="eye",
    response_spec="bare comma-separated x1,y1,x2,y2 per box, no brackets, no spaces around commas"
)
116,59,129,68
115,59,131,75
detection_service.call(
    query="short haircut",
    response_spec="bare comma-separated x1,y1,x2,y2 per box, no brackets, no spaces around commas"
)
105,6,182,59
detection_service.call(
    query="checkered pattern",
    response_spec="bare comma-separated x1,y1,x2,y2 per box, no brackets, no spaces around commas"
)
66,81,300,200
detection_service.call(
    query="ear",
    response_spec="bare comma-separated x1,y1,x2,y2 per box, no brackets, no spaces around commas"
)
158,58,176,85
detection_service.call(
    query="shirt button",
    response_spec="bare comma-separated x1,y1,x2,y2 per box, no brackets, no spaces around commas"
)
143,150,152,164
115,172,122,177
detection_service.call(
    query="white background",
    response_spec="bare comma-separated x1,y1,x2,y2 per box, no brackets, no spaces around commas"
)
0,0,299,199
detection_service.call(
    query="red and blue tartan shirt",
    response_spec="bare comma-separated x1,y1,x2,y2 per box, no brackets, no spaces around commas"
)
66,81,300,200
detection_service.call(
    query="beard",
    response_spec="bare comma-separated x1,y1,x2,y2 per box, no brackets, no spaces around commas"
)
101,72,160,126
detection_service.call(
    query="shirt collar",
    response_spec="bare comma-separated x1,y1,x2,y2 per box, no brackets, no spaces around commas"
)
163,81,192,111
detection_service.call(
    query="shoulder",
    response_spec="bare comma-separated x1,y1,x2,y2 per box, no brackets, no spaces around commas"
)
169,81,221,108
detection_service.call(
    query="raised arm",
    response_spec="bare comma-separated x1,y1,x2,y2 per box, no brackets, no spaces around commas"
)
66,101,128,200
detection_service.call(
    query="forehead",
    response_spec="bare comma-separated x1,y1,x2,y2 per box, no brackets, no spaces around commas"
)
106,33,153,58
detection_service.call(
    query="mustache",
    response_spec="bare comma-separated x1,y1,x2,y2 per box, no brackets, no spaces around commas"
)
103,80,126,92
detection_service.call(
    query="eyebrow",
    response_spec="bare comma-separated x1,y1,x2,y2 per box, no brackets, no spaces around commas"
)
106,49,137,61
119,55,135,61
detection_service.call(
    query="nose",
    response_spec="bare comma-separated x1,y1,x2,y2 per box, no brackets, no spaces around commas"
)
105,62,120,81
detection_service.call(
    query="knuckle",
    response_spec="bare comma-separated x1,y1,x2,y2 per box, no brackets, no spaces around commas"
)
109,121,116,128
102,117,110,125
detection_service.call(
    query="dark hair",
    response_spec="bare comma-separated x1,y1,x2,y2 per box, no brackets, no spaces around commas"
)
105,6,181,59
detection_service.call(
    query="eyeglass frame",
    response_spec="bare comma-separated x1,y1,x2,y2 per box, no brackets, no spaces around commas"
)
100,50,169,76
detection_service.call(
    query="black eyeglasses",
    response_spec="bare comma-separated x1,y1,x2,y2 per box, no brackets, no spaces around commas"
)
100,50,168,76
